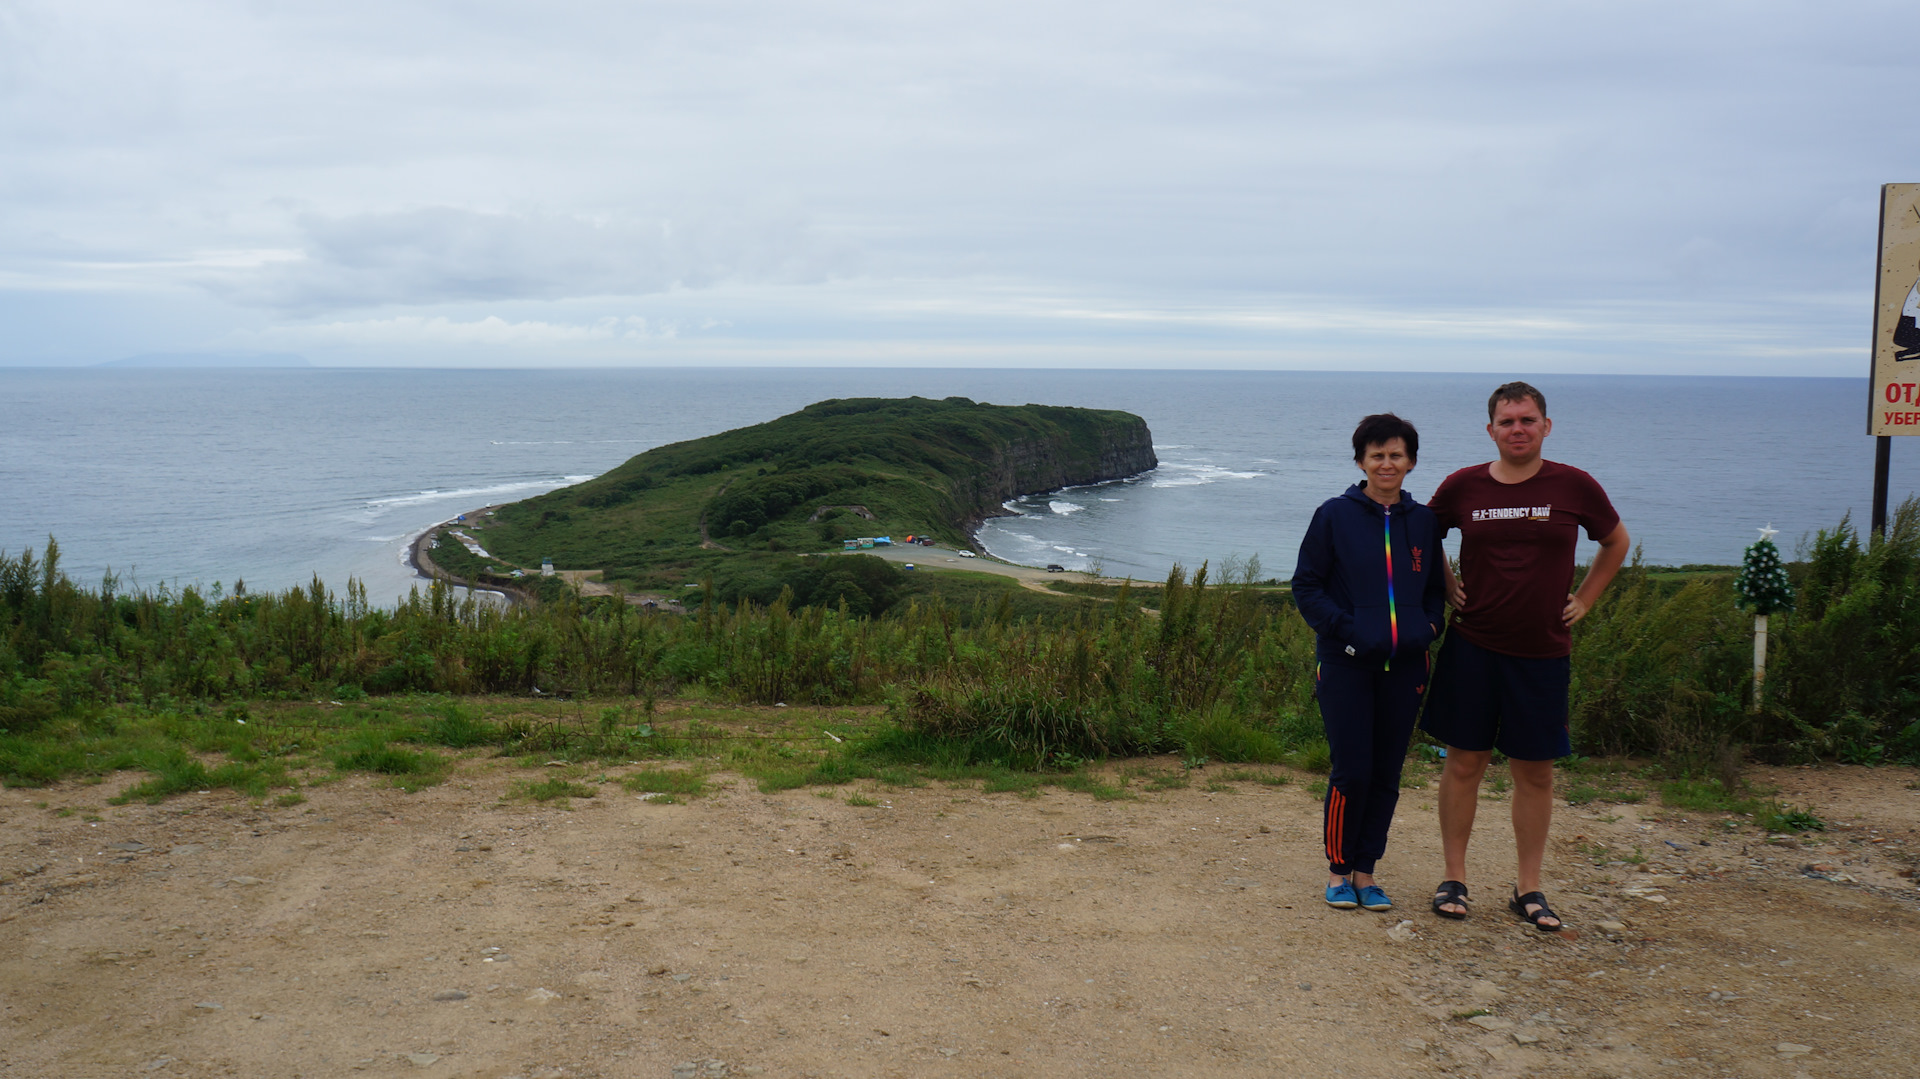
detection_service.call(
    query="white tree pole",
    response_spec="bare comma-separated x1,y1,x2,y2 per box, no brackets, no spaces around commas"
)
1751,523,1778,713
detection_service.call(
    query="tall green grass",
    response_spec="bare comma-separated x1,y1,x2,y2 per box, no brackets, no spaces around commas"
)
8,502,1920,785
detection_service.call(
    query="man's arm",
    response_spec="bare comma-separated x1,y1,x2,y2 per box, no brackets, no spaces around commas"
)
1563,522,1629,625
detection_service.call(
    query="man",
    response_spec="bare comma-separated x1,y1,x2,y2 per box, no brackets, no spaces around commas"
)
1422,382,1629,931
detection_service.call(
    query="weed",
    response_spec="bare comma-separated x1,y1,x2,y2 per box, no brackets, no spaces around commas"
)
1566,783,1645,806
1180,709,1291,765
1293,739,1332,774
1143,771,1189,792
1757,802,1825,833
845,793,880,807
1659,778,1755,814
982,771,1043,795
274,792,307,807
1306,779,1328,798
112,752,290,804
620,769,707,798
510,777,598,803
1054,772,1130,801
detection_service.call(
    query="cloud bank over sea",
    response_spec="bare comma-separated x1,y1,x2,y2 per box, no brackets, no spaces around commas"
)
0,1,1908,373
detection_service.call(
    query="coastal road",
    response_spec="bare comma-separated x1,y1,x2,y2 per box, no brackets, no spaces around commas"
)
844,544,1094,592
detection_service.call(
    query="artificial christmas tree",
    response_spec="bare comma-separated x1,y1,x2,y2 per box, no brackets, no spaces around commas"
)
1733,524,1795,710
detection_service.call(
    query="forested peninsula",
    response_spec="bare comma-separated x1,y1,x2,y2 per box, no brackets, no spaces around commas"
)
432,396,1156,604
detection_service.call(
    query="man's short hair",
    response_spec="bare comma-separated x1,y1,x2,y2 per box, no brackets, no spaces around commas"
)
1351,413,1420,464
1487,381,1548,421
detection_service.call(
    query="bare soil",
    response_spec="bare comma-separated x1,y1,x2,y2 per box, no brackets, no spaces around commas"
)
3,749,1917,1079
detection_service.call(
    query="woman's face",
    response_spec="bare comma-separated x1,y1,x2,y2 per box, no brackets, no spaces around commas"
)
1356,437,1414,497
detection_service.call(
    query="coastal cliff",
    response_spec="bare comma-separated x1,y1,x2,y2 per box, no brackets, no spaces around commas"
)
470,397,1156,590
953,415,1157,526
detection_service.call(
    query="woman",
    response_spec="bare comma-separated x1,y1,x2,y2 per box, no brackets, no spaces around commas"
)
1291,413,1448,911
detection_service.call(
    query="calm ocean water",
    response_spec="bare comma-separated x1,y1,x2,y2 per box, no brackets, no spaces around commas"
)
1,368,1908,605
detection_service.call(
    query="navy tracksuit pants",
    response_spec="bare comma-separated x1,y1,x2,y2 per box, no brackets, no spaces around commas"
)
1317,657,1426,875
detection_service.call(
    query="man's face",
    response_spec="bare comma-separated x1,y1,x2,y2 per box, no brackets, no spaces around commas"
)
1487,397,1551,464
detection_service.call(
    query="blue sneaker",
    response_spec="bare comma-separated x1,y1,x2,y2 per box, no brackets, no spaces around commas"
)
1358,884,1393,911
1325,879,1359,909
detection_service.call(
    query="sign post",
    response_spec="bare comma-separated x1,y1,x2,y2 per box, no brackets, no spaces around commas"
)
1869,183,1920,536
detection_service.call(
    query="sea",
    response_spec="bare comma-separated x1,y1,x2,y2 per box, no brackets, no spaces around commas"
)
2,367,1910,606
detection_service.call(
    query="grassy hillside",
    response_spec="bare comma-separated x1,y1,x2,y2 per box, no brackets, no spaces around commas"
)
475,396,1154,597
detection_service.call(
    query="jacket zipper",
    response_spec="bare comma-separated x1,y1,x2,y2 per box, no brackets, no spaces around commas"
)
1382,504,1398,670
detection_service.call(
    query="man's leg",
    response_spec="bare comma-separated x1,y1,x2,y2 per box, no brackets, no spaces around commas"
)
1508,757,1559,928
1435,747,1490,914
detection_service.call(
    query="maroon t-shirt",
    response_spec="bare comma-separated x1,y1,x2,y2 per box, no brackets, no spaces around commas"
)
1428,461,1620,659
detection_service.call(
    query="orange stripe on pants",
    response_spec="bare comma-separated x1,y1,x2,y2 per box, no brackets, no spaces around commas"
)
1324,787,1346,864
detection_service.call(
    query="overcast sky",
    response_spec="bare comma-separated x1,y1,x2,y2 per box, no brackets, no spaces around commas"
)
2,1,1913,373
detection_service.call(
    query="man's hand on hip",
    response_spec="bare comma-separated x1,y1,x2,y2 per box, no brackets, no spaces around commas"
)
1562,593,1590,625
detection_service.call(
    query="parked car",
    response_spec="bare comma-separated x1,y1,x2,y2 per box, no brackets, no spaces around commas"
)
1046,564,1065,573
957,550,976,558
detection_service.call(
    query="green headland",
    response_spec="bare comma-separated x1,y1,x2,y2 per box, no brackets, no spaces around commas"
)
431,396,1156,607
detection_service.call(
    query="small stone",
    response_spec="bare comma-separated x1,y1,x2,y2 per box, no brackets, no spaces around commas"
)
227,876,265,886
673,973,694,983
407,1053,439,1066
1776,1043,1813,1056
648,964,671,976
938,1048,958,1057
1467,1015,1514,1032
524,987,561,1004
1469,980,1505,1002
109,841,149,852
143,1057,174,1071
672,1065,698,1079
1258,824,1271,834
431,990,468,1001
193,1001,223,1010
1596,920,1627,932
1511,1031,1540,1045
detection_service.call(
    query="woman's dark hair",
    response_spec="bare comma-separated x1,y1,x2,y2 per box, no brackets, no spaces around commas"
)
1351,413,1419,464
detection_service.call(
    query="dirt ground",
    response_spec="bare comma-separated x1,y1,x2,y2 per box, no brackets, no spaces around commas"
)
3,747,1917,1079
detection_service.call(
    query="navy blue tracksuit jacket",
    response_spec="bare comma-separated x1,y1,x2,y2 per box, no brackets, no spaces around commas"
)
1291,483,1447,875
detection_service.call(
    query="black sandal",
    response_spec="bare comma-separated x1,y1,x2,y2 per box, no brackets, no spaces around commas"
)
1508,888,1563,932
1430,880,1469,920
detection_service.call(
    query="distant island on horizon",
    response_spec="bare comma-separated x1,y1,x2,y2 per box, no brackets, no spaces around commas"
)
94,352,312,369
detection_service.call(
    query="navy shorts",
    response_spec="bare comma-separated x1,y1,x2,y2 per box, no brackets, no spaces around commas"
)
1419,630,1571,761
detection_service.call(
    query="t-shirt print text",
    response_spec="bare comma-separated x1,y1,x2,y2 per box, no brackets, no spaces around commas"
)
1470,504,1553,522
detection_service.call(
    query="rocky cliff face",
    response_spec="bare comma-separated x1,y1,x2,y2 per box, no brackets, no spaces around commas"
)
955,415,1157,524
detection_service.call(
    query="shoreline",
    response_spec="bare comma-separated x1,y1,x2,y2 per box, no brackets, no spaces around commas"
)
405,506,531,605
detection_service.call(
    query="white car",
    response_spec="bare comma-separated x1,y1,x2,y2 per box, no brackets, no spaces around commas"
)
957,550,976,558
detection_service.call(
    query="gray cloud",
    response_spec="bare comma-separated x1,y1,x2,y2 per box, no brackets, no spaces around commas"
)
203,206,841,313
0,0,1914,368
